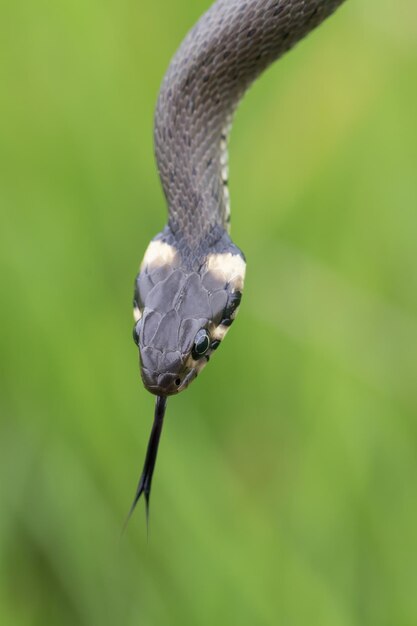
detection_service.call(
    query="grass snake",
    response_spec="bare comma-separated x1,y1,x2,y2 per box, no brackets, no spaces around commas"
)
127,0,346,523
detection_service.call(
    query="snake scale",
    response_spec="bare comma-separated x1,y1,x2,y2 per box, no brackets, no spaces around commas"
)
127,0,346,522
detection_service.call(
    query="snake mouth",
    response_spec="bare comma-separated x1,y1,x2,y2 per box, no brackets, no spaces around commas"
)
140,366,197,396
143,384,175,396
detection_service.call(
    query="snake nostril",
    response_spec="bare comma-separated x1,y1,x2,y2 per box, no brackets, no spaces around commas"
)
175,378,181,386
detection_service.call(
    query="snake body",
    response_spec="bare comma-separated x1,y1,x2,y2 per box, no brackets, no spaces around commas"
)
129,0,346,519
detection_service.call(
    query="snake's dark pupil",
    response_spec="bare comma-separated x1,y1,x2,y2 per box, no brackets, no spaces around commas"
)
192,329,210,359
132,322,141,346
196,335,209,354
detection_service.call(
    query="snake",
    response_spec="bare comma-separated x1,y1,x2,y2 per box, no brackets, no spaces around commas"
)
127,0,346,522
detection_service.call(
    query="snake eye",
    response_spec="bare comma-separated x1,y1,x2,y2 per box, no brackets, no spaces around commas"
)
192,329,210,359
132,320,141,346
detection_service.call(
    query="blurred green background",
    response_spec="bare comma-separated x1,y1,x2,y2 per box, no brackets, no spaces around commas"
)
1,0,416,624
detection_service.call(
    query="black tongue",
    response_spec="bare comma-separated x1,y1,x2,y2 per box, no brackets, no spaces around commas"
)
124,395,167,530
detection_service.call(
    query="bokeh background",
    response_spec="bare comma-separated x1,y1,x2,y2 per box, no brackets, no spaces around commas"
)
1,0,416,624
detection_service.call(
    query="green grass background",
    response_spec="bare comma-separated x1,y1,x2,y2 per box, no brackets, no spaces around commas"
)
1,0,416,624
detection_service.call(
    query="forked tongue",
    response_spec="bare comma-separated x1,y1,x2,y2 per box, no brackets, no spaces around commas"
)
124,395,167,531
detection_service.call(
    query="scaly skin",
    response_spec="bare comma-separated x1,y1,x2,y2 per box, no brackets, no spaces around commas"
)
128,0,346,522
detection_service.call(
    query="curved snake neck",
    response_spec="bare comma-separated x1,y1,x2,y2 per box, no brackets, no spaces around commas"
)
154,0,345,254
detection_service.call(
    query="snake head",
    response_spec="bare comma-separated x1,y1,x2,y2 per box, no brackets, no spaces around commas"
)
133,234,246,396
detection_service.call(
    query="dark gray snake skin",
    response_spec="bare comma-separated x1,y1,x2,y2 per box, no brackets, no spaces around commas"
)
128,0,346,521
